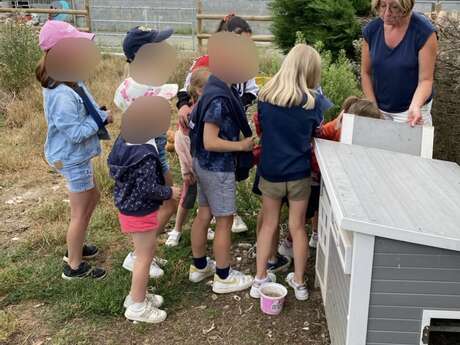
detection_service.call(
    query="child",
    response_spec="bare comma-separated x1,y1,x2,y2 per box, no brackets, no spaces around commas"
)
176,14,258,234
251,44,330,301
166,68,214,247
187,73,254,294
278,96,382,254
37,20,110,280
108,131,181,323
114,26,178,277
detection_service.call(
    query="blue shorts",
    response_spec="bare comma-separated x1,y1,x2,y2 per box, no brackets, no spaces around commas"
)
155,135,170,174
58,160,95,193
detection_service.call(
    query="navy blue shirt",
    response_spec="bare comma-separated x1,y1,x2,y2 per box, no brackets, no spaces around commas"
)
195,97,240,172
363,12,436,113
258,93,329,183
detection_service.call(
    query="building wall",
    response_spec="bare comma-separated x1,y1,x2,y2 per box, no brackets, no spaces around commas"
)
366,237,460,345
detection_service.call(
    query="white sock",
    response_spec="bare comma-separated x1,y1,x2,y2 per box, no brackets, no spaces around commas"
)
130,300,146,311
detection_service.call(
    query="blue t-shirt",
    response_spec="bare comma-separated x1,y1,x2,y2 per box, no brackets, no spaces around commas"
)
196,97,240,172
258,93,330,183
363,12,436,113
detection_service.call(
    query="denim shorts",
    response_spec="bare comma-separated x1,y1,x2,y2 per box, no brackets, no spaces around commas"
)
193,159,236,217
155,135,170,174
58,160,95,193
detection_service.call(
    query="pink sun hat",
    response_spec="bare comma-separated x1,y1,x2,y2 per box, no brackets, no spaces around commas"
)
39,20,95,52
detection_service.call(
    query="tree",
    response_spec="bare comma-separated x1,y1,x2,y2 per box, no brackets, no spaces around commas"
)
270,0,361,56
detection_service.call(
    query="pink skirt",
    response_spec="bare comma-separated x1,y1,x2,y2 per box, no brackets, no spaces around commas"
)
118,211,160,234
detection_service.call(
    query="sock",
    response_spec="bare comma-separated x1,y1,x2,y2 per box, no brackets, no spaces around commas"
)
193,256,207,270
130,301,146,312
216,266,230,280
268,257,277,265
255,275,269,283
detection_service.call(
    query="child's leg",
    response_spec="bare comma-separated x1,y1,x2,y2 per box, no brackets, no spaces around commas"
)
130,231,157,303
173,205,189,233
256,196,282,279
67,186,100,269
256,207,279,262
191,206,212,259
156,171,178,233
288,199,309,284
213,215,233,272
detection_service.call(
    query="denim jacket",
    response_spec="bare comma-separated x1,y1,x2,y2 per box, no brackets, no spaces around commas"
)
43,82,108,168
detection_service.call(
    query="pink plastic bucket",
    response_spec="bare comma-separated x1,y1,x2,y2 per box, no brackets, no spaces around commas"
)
259,283,288,315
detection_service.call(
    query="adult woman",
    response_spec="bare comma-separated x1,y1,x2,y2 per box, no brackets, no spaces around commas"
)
361,0,437,126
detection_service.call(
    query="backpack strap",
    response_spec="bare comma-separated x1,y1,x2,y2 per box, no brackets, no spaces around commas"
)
73,85,106,129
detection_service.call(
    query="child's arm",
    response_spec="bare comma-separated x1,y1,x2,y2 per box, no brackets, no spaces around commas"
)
136,156,177,201
202,98,253,153
51,92,101,144
203,123,253,152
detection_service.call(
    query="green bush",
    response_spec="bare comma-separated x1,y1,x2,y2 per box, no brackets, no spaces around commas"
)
351,0,372,16
0,22,42,93
270,0,361,57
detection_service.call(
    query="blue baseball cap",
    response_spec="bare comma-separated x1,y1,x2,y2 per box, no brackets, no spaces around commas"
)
123,26,174,62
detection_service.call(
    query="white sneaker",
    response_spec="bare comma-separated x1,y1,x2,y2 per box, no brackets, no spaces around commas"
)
250,272,276,298
286,272,309,301
189,259,216,283
309,231,318,248
232,215,248,233
165,230,182,247
207,228,215,241
124,300,167,323
212,269,253,294
122,252,164,279
123,293,164,309
278,239,293,258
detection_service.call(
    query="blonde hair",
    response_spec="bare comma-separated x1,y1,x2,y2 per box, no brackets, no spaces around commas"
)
372,0,415,16
259,44,321,110
188,67,211,103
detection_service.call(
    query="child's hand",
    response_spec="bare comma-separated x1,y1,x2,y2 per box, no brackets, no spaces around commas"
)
105,111,114,125
171,186,182,201
239,137,255,152
178,105,192,129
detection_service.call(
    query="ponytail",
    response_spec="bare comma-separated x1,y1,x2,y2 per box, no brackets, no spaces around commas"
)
216,14,252,34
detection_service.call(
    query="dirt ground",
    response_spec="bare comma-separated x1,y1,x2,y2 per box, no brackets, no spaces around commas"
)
0,167,331,345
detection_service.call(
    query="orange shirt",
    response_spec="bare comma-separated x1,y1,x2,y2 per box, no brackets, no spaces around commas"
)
320,118,341,142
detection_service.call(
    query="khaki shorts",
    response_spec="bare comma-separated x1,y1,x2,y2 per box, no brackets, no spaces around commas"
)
259,177,312,201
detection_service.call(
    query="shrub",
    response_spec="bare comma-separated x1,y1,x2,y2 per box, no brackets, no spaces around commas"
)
351,0,372,16
270,0,361,57
0,22,42,93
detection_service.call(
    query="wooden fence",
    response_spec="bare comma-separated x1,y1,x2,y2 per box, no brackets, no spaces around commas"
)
195,0,274,52
0,0,92,32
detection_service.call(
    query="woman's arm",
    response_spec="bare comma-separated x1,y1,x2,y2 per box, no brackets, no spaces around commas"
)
408,32,438,126
203,123,253,152
361,40,377,104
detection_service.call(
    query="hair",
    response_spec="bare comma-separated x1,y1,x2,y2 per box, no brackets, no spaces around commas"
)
341,96,361,113
371,0,415,16
346,98,382,119
188,67,211,103
216,14,252,34
35,55,59,89
258,44,321,110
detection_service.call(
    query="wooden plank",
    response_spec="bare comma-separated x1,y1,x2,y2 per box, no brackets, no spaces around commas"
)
196,33,275,42
369,305,424,320
196,14,272,21
372,280,460,295
367,330,420,344
367,318,421,333
374,237,459,255
373,253,460,269
370,293,460,308
0,8,88,15
372,267,460,282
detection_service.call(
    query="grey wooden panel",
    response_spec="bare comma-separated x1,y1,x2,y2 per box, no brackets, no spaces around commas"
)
370,293,460,309
367,331,419,344
367,238,460,345
372,267,460,282
373,253,460,269
351,116,424,156
368,318,421,333
372,280,460,295
315,139,460,250
368,306,423,320
325,238,350,345
374,237,459,255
